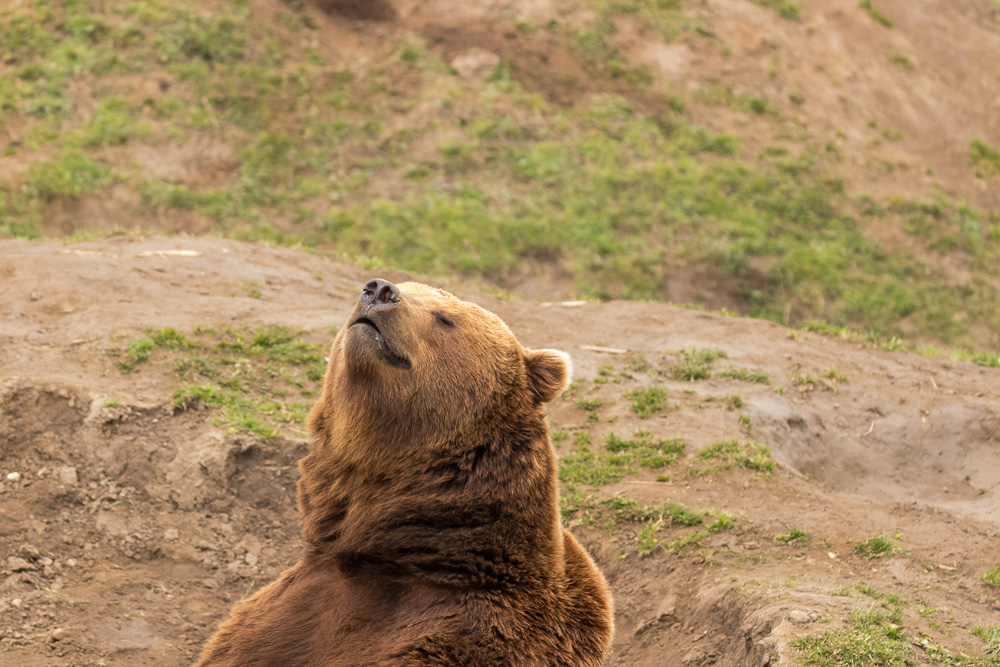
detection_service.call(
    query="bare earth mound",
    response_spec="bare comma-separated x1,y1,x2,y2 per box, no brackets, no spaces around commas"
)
1,237,999,665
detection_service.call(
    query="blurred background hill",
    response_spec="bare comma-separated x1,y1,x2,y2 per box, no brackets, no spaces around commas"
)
2,0,999,350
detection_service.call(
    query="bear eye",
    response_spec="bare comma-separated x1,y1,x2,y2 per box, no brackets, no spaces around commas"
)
434,312,455,328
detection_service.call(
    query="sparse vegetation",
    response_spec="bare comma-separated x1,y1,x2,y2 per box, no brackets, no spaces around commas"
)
972,140,1000,176
606,430,686,468
971,625,1000,657
983,567,1000,589
854,535,906,559
793,607,909,666
696,439,774,475
119,337,155,371
859,0,894,27
776,526,808,544
637,521,660,553
716,366,771,384
627,387,668,418
751,0,802,21
120,324,327,436
889,52,914,69
560,429,686,490
671,348,728,381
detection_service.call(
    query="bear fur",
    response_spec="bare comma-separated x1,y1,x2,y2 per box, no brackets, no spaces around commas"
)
196,280,613,666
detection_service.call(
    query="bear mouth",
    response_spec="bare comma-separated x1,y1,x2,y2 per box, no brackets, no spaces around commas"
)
351,317,411,370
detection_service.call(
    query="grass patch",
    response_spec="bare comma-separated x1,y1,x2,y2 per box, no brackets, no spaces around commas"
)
776,526,808,544
627,387,668,418
889,52,914,69
716,366,771,384
575,397,603,412
606,429,686,467
971,625,1000,657
119,324,327,436
696,84,778,115
793,608,910,666
671,348,728,381
559,443,633,489
119,337,154,371
982,567,1000,588
637,520,660,553
696,439,774,475
559,429,685,489
854,535,906,559
972,140,1000,177
859,0,894,27
751,0,802,20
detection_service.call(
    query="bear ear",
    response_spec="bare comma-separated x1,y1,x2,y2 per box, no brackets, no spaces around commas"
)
524,348,572,404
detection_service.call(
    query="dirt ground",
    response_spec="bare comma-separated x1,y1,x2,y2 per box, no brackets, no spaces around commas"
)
1,236,998,666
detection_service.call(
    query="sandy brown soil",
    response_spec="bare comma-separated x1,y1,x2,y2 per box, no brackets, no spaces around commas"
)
1,236,998,666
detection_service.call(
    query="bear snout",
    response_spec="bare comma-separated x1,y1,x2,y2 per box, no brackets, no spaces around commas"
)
360,279,400,311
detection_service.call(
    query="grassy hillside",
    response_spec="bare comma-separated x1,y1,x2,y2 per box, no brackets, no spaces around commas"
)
2,0,999,350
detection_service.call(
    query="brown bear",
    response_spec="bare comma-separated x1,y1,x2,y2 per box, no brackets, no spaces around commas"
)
196,279,614,666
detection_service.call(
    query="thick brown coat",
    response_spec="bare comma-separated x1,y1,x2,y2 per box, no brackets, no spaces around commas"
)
197,281,613,666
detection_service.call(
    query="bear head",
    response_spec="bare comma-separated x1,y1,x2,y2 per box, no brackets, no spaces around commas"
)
309,279,572,458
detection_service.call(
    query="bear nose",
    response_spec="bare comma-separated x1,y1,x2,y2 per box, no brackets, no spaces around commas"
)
361,279,400,310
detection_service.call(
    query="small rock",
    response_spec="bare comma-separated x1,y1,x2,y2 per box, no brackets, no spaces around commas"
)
450,48,501,80
6,472,21,482
18,544,40,560
7,557,35,572
788,610,811,624
49,628,66,642
30,289,42,301
164,528,179,541
65,558,77,567
10,599,21,608
656,594,678,621
682,647,706,664
55,466,78,486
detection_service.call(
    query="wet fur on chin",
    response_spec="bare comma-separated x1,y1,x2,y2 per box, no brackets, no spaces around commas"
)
195,283,612,666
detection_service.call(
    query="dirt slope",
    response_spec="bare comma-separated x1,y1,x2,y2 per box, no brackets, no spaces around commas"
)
1,237,998,665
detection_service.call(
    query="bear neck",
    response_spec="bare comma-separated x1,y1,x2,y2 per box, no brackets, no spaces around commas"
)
297,402,565,590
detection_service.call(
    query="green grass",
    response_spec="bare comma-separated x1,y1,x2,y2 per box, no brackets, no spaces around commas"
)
716,366,771,384
889,52,914,69
972,140,1000,177
797,604,1000,666
559,444,634,489
696,439,774,475
751,0,802,21
560,493,724,551
637,520,660,553
2,0,1000,354
854,535,905,559
627,387,668,418
119,324,327,437
971,625,1000,657
671,348,728,381
696,84,779,115
119,336,155,371
859,0,894,27
793,608,910,666
606,429,686,467
575,397,604,412
775,526,808,544
559,429,685,489
983,567,1000,588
